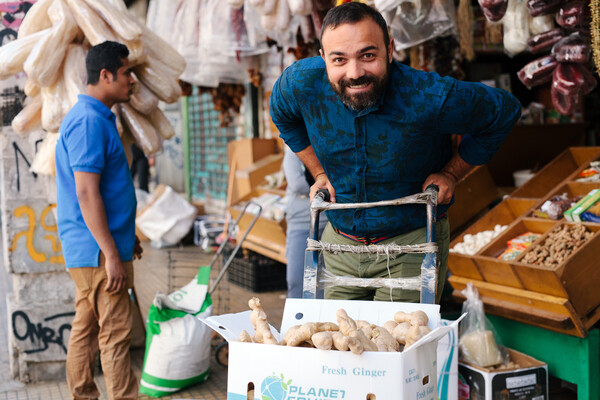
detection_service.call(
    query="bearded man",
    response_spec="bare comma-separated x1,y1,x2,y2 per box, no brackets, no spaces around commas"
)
269,2,521,302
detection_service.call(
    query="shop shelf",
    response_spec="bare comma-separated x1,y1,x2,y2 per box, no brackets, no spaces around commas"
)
511,147,600,198
512,221,600,316
448,198,538,282
449,147,600,337
473,218,555,289
528,181,600,220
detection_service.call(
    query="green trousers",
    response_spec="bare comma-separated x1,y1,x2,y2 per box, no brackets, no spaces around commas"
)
322,218,449,303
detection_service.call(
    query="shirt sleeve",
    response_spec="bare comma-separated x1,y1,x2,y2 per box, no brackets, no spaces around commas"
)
435,79,522,166
269,65,311,153
66,116,107,174
283,146,310,195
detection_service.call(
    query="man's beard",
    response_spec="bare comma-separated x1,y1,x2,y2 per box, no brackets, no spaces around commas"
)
329,66,389,112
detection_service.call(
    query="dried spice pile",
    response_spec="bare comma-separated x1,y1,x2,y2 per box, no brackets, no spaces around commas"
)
522,224,593,266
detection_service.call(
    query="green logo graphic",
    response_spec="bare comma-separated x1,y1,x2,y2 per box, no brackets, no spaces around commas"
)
261,373,292,400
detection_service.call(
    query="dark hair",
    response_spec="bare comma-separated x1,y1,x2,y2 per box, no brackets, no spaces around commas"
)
86,41,130,85
320,2,390,48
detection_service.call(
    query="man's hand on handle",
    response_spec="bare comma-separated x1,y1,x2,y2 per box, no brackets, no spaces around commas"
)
310,173,336,203
422,171,456,204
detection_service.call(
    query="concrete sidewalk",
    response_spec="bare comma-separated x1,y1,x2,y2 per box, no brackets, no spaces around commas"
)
0,243,287,400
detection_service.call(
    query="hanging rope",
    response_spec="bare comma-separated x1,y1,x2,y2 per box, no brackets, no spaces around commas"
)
591,0,600,75
457,0,475,61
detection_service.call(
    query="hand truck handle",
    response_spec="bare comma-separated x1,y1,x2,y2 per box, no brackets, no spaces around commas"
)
315,188,331,202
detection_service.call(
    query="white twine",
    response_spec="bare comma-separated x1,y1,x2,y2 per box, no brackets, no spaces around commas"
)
307,239,438,256
318,268,437,293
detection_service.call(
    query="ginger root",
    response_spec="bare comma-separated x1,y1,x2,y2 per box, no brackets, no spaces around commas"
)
284,322,317,347
331,331,363,354
392,321,412,344
248,297,278,345
383,320,398,334
356,320,374,338
337,309,378,353
394,310,430,348
405,324,432,348
311,331,334,350
316,322,340,332
239,330,252,343
284,321,339,347
394,310,429,327
372,325,399,352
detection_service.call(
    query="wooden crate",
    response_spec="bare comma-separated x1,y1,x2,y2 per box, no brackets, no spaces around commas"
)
448,197,538,282
511,147,600,198
449,147,600,337
448,165,499,234
229,188,287,264
475,218,555,288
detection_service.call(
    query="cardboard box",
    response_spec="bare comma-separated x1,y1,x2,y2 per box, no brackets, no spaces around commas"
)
201,299,462,400
234,153,283,200
228,188,287,263
564,188,600,222
227,138,278,170
458,348,548,400
437,320,459,400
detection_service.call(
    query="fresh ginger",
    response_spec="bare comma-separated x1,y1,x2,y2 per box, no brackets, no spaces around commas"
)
248,297,278,345
331,331,363,354
238,330,252,343
392,321,412,344
371,325,399,352
383,320,398,334
316,322,339,332
284,322,317,347
405,324,431,348
311,331,334,350
243,300,433,352
337,309,378,352
394,310,429,327
284,322,339,347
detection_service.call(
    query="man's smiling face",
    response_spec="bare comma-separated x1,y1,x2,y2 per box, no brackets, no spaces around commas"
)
320,18,393,111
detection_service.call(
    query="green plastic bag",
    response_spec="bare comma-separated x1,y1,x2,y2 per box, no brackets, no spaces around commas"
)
139,266,213,397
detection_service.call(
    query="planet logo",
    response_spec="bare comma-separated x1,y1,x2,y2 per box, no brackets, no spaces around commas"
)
260,373,292,400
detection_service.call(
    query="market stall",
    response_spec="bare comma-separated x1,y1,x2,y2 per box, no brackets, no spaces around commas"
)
1,0,599,398
145,0,600,398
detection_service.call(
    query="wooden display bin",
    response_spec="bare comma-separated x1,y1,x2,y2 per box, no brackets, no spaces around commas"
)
229,188,287,264
474,218,554,289
448,165,499,234
448,197,538,281
511,147,600,198
525,181,600,219
449,147,600,338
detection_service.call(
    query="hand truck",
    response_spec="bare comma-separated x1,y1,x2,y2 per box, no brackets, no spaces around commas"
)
302,185,439,304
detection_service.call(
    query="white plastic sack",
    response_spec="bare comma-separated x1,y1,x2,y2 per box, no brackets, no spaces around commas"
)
389,0,457,51
139,266,213,397
136,185,197,246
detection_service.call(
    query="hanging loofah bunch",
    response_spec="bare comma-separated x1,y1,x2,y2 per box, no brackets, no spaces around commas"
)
0,0,186,176
458,0,475,62
591,0,600,75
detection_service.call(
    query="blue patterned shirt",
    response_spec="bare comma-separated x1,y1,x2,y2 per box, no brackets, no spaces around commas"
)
270,57,521,238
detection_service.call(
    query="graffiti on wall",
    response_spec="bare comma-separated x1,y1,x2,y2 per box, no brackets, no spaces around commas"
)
9,204,64,264
11,310,74,354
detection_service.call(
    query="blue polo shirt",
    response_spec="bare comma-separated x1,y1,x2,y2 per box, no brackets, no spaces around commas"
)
270,57,521,238
55,94,136,268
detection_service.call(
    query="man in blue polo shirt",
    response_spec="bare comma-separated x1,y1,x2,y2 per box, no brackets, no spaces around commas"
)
55,41,139,399
269,3,521,302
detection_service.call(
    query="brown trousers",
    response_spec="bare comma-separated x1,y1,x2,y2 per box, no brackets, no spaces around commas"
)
66,255,138,400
